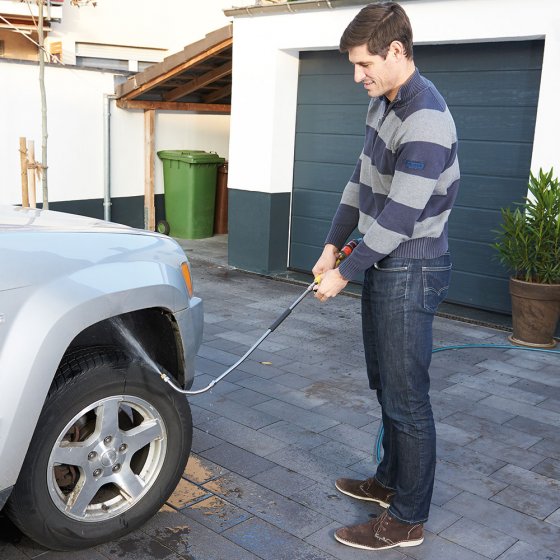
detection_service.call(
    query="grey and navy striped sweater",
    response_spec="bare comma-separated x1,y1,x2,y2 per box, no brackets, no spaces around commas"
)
325,69,460,280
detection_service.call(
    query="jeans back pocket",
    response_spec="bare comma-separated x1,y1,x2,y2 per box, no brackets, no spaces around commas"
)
422,265,451,313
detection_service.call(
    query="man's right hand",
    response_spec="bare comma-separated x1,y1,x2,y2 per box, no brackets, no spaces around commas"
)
312,244,338,278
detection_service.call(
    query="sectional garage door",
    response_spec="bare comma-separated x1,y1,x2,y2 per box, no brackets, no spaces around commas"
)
289,41,544,313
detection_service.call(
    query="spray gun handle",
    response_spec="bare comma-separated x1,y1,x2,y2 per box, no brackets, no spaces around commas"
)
314,238,361,286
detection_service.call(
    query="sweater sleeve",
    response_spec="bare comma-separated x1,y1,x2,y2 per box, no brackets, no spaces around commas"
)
324,157,361,250
338,112,457,280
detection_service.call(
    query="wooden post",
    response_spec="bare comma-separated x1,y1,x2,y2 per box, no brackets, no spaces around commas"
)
144,109,155,231
19,137,29,208
28,140,37,208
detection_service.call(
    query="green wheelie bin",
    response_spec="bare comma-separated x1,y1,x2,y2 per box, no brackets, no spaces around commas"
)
157,150,225,239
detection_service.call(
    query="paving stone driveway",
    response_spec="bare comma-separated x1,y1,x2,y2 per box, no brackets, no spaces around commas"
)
2,239,560,559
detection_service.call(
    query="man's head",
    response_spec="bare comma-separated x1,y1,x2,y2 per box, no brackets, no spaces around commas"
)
340,2,415,100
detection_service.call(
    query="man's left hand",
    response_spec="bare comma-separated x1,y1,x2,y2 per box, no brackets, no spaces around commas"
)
315,268,348,302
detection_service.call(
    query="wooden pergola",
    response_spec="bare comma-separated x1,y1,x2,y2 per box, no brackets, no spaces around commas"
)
115,25,233,230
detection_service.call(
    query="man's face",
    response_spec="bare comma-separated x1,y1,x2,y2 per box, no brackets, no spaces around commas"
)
348,43,400,100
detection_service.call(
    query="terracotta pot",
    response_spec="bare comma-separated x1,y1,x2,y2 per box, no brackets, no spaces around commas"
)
509,278,560,348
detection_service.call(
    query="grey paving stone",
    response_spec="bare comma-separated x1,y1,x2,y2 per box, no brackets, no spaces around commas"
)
435,460,508,498
545,508,560,527
191,427,224,454
183,495,252,533
239,377,329,409
437,438,507,476
311,402,376,429
463,402,518,425
505,415,560,444
538,399,560,414
217,330,288,352
196,394,280,429
0,544,26,560
197,416,288,457
304,521,408,560
251,465,317,497
444,412,542,449
431,479,463,507
439,517,517,558
274,372,317,390
44,549,112,560
310,441,371,468
253,400,340,432
495,540,560,560
265,445,365,485
511,378,560,402
530,438,560,461
403,531,488,560
477,360,560,389
195,355,231,376
190,403,221,426
222,517,336,560
442,384,490,402
479,395,560,427
320,423,375,454
226,387,272,407
197,345,240,366
290,482,378,526
468,370,521,386
436,421,479,446
424,504,461,534
490,464,560,500
258,420,330,450
466,435,547,470
200,442,277,478
190,374,239,395
459,376,547,406
204,472,332,539
532,457,560,480
142,504,261,560
235,359,287,379
96,529,180,560
490,484,560,520
184,453,227,485
445,490,560,553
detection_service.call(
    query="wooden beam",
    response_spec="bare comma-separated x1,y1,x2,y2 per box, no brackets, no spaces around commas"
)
117,99,231,114
144,110,155,231
164,61,232,102
119,38,232,101
19,137,29,208
27,140,37,209
203,84,232,104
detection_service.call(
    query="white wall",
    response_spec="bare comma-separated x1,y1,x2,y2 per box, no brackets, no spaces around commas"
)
50,0,236,64
228,0,560,195
0,62,230,206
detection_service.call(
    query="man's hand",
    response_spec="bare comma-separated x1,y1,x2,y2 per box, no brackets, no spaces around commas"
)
315,267,348,302
312,244,338,278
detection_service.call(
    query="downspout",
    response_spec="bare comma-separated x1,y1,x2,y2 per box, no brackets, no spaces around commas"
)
103,94,118,221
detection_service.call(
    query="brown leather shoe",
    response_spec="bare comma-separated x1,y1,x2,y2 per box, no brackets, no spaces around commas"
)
334,510,424,550
335,477,395,508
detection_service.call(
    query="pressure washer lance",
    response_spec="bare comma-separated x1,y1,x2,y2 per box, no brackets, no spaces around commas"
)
159,238,362,396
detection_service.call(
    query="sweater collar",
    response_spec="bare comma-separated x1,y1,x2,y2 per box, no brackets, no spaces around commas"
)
381,68,426,105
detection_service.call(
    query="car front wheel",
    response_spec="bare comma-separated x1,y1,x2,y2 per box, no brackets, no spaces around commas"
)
6,347,192,550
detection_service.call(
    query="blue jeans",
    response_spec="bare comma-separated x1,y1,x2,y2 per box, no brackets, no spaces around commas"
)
361,253,451,524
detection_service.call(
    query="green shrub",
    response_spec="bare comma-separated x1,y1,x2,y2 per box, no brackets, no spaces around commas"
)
493,168,560,284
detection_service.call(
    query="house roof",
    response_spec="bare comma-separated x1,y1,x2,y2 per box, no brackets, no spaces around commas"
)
115,25,232,114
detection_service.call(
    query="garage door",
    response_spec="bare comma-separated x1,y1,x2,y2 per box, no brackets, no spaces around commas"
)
290,41,544,313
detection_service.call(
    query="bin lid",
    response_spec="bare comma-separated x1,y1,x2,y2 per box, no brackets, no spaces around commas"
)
157,150,225,164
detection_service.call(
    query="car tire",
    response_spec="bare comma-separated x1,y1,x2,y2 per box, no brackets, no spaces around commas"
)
5,346,192,551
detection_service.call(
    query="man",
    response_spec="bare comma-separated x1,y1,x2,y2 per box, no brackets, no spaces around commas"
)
312,1,460,552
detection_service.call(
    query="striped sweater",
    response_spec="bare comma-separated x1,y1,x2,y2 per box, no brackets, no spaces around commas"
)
325,69,460,280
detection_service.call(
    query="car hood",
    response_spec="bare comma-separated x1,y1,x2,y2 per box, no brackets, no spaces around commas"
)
0,205,133,233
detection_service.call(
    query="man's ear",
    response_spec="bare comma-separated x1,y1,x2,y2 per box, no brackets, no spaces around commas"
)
389,41,405,60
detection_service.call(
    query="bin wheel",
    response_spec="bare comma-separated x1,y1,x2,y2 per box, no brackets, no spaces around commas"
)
156,220,170,235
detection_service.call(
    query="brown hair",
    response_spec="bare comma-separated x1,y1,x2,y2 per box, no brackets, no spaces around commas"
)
339,2,413,60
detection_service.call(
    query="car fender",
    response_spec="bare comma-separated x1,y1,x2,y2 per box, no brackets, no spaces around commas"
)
0,259,198,490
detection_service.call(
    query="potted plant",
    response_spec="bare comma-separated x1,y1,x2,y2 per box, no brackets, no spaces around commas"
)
493,167,560,348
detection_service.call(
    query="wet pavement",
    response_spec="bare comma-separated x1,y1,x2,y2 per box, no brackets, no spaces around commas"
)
2,234,560,559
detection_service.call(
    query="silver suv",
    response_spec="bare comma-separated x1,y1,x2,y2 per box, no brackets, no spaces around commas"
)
0,205,203,550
